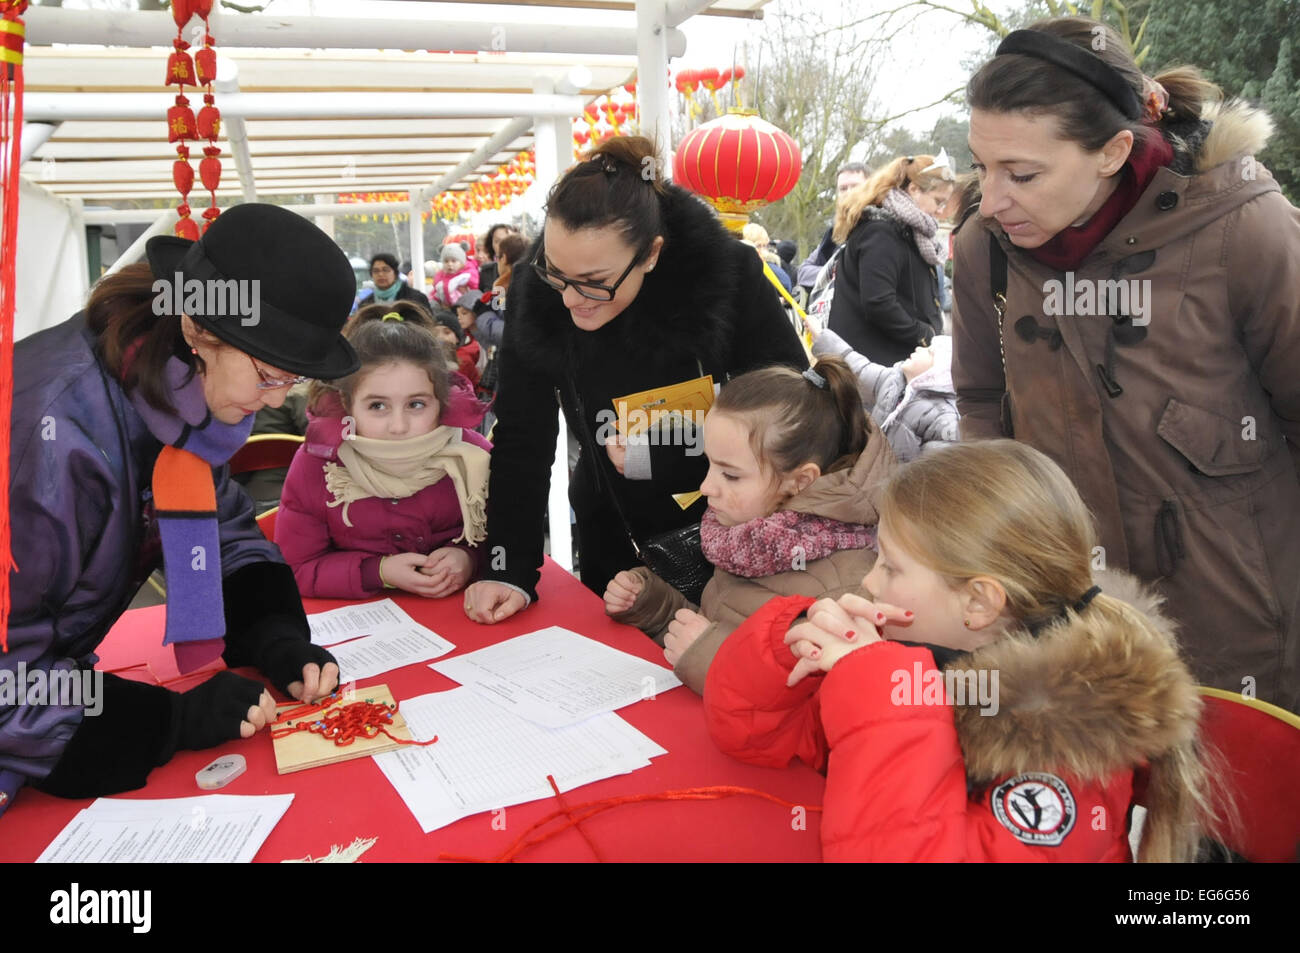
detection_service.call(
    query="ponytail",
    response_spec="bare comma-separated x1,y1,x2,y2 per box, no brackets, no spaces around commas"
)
546,135,665,258
713,356,872,478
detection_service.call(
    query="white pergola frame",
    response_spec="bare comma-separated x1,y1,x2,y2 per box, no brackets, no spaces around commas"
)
17,0,770,572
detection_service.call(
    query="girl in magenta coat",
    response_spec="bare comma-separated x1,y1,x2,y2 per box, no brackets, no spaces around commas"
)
277,316,491,600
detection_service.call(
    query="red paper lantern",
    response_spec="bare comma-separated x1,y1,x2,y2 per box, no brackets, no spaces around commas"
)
194,46,216,85
673,109,802,232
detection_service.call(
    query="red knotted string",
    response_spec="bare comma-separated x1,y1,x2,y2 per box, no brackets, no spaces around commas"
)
440,781,823,863
270,690,438,748
0,0,28,654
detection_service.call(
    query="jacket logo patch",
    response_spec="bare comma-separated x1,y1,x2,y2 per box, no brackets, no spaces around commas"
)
991,773,1076,847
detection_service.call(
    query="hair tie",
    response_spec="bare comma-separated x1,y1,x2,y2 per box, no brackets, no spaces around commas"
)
996,29,1141,121
1141,75,1170,123
802,368,827,390
1072,584,1102,613
381,312,404,322
592,154,618,175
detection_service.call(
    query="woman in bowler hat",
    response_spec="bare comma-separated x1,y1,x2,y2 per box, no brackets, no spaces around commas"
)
1,204,359,816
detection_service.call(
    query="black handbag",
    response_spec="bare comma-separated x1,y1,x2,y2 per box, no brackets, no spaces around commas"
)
564,366,712,605
989,233,1014,438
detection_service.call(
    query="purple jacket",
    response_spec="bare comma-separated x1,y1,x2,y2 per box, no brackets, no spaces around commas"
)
276,420,491,599
2,315,282,813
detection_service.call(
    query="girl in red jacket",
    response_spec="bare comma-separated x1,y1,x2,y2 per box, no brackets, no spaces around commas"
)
705,440,1221,862
276,316,491,599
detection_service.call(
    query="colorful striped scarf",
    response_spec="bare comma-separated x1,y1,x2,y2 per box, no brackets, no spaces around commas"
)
129,358,254,673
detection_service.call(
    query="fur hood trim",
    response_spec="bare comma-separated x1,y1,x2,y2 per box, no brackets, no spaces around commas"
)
952,569,1203,786
506,185,747,374
1192,99,1274,173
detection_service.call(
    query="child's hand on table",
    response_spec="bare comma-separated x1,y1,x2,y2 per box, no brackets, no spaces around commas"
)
664,608,711,666
603,570,645,615
784,594,911,687
379,552,452,598
419,547,475,598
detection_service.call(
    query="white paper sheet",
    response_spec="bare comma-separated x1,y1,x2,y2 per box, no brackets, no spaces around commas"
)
308,598,444,647
36,794,294,863
373,688,666,834
329,625,456,682
429,626,682,728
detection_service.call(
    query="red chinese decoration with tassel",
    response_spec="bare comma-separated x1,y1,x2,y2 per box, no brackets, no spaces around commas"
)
167,0,221,236
0,0,29,652
673,109,802,233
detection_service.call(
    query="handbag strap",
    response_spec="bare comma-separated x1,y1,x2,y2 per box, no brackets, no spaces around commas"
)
989,232,1009,379
562,333,646,559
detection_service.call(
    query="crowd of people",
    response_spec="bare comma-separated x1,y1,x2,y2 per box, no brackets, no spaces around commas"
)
6,15,1298,862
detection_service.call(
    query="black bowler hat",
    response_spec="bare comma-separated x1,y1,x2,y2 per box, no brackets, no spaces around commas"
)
146,203,360,379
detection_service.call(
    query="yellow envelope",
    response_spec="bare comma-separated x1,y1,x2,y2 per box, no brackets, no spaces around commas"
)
611,374,715,436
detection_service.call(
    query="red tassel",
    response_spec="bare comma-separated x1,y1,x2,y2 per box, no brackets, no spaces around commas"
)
194,46,216,85
174,212,200,241
165,48,195,87
170,0,193,29
166,97,196,143
172,158,193,196
199,151,221,192
196,102,220,140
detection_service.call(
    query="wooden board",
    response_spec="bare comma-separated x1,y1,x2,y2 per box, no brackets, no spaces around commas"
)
271,684,415,775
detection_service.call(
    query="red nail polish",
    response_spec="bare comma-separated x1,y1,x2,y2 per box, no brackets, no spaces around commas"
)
875,613,886,623
904,611,914,618
845,630,856,641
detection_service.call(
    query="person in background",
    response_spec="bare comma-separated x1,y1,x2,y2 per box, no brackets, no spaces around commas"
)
796,161,870,290
827,154,955,365
478,223,518,292
353,252,432,314
429,243,480,311
741,222,792,294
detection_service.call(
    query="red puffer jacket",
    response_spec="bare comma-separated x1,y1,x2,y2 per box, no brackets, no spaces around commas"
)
704,579,1202,862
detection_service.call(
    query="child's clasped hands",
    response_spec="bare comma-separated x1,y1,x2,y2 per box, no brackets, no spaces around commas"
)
785,592,912,687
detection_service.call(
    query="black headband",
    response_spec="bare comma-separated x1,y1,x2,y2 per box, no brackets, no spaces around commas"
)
996,29,1141,121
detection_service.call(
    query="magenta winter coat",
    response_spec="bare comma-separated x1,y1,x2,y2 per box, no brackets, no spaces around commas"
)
276,419,491,599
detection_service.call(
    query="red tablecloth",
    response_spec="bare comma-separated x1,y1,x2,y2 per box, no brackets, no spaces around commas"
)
1,559,825,862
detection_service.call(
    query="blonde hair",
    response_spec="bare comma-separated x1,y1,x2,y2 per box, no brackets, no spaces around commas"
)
834,154,956,244
879,440,1221,863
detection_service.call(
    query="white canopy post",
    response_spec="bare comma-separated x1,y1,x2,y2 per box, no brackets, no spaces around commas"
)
213,59,257,202
634,0,672,175
532,76,576,572
103,208,177,277
408,186,427,297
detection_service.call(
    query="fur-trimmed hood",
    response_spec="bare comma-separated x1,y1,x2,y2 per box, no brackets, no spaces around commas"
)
949,569,1202,787
506,184,753,375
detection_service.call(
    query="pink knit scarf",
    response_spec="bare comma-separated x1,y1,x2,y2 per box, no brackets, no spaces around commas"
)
699,507,876,579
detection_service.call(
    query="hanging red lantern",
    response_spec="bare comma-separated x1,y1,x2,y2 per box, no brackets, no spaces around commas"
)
165,44,196,86
172,157,194,196
199,148,222,193
167,98,197,142
170,0,193,29
194,46,216,85
196,99,220,140
673,109,803,232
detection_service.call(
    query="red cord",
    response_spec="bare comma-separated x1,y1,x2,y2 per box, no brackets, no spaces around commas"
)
270,691,437,748
440,785,823,863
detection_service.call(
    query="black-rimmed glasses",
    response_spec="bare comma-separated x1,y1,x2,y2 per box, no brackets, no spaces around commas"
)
531,240,649,302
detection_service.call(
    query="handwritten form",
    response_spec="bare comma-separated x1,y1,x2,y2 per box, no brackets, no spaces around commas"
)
306,599,455,681
429,626,682,728
373,688,666,834
37,794,293,863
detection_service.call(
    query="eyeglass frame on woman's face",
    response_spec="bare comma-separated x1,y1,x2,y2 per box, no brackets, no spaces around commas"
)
247,352,310,391
530,239,651,302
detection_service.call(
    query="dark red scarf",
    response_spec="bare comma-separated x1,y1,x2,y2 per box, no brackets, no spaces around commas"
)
1027,132,1175,272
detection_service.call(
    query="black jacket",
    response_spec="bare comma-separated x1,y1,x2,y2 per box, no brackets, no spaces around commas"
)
483,186,808,600
827,207,941,366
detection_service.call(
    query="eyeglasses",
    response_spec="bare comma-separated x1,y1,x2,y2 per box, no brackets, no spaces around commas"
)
530,240,649,302
247,353,310,391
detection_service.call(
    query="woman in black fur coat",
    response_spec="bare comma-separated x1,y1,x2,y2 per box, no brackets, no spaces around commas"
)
463,137,808,623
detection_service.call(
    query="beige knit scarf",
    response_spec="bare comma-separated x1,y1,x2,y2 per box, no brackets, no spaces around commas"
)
323,427,490,543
